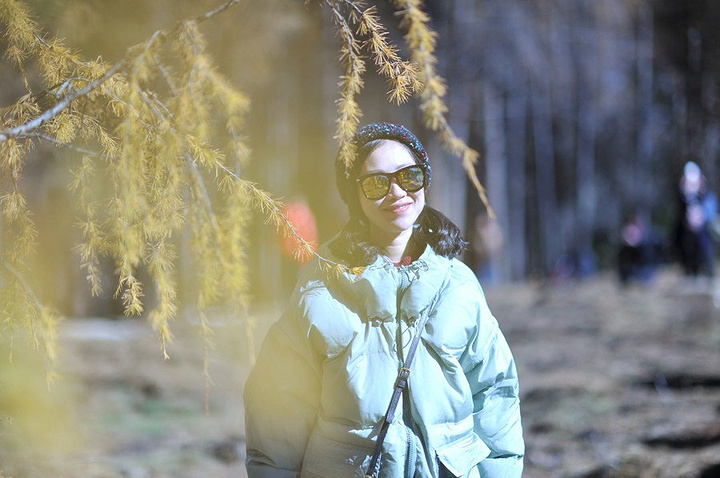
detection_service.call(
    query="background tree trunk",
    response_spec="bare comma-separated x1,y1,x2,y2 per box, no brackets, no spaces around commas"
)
575,5,599,276
505,88,529,281
482,82,510,283
530,78,561,275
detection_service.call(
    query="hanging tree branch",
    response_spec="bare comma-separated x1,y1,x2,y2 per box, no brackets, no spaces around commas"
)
0,0,256,368
326,0,367,169
394,0,493,216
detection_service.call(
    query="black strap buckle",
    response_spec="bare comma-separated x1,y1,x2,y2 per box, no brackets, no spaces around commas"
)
395,366,411,388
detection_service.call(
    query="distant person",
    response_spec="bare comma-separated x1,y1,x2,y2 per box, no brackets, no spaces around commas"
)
468,212,504,285
617,213,659,285
674,161,717,278
276,197,319,296
245,122,524,477
278,197,319,264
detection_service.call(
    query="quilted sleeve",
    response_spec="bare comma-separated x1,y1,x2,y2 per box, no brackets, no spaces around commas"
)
464,287,525,477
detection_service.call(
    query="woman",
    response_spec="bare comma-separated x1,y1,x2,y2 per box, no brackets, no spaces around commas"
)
244,123,524,477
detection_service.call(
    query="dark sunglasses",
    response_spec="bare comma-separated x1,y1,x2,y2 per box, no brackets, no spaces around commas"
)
356,165,426,200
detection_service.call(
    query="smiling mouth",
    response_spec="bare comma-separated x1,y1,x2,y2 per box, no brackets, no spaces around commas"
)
387,203,411,214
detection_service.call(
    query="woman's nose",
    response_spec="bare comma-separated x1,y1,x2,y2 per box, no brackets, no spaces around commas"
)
386,179,406,198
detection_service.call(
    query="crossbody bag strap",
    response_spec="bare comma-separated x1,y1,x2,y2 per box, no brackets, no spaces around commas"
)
365,271,450,478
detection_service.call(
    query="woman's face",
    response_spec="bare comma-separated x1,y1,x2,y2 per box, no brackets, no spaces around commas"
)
357,140,425,242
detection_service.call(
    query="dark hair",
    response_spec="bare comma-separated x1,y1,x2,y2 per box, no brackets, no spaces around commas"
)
329,206,468,267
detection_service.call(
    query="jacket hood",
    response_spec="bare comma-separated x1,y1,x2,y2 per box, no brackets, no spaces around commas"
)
316,240,451,323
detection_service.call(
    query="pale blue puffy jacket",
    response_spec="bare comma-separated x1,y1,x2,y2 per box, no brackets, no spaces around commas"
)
244,244,524,477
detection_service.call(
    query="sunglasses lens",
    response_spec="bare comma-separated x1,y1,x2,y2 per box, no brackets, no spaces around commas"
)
360,175,390,200
397,166,425,192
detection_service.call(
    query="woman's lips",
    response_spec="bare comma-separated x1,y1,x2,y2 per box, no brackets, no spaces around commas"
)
386,202,411,214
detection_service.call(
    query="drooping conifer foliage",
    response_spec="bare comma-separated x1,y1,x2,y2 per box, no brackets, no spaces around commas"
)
0,0,487,369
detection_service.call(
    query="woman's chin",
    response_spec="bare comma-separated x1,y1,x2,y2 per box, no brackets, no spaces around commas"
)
385,219,416,235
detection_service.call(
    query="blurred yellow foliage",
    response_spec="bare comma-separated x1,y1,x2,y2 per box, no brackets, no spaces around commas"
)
0,333,81,468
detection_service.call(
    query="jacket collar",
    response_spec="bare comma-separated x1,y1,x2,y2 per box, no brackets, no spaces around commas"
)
319,242,451,322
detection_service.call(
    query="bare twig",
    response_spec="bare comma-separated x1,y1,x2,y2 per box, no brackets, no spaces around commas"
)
186,153,224,238
0,61,126,142
193,0,242,23
215,161,343,268
34,132,100,156
1,260,44,312
51,77,91,98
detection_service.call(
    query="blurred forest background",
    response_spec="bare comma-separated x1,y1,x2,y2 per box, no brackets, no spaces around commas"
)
5,0,720,314
4,0,720,477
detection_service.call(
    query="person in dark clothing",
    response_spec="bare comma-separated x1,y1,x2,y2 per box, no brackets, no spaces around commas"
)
617,213,661,285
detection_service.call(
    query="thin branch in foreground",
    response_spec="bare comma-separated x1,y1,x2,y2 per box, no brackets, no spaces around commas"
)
1,260,44,312
34,132,100,156
194,0,242,22
0,0,246,144
0,61,125,142
215,161,344,270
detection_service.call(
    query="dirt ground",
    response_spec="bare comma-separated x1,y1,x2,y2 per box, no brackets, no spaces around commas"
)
3,266,720,477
